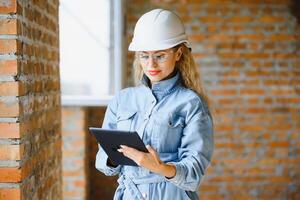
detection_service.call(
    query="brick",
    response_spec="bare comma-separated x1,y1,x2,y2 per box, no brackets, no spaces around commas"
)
0,0,17,13
210,34,235,42
214,124,234,132
63,150,83,157
273,53,298,59
247,98,259,105
268,34,296,41
63,130,85,136
270,88,295,95
239,125,264,132
206,25,218,33
218,80,237,85
264,80,290,86
200,184,219,192
63,170,84,177
224,159,249,166
242,53,270,59
210,175,235,182
63,190,84,198
0,81,23,96
218,43,246,49
263,43,275,49
269,141,289,148
0,100,19,117
271,107,290,113
240,89,265,95
0,39,17,54
189,34,206,42
228,16,253,23
258,158,280,166
276,98,300,104
218,98,239,105
268,123,292,131
245,71,271,77
218,53,240,59
241,80,259,85
268,176,291,183
0,122,20,138
0,167,21,182
74,180,85,188
223,71,240,77
0,19,17,34
225,184,256,191
215,142,243,149
193,53,209,58
0,60,18,76
211,89,237,95
259,16,286,23
0,144,23,160
249,167,275,175
199,16,223,23
0,188,20,200
245,108,268,113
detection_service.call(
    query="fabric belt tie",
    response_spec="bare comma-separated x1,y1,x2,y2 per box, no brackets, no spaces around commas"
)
114,174,166,200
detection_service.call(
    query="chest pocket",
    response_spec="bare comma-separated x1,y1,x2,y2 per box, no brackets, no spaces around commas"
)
116,110,137,131
153,112,185,153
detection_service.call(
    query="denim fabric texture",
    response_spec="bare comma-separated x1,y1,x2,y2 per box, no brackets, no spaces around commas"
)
95,72,214,200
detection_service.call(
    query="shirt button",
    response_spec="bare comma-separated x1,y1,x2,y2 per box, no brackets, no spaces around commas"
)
142,193,147,198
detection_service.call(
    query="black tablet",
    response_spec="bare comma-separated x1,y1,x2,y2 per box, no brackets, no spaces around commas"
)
89,127,149,166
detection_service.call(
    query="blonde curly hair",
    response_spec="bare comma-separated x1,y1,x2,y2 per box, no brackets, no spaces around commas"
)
133,44,213,116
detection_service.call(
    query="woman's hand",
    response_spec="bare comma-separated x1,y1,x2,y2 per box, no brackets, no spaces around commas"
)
118,145,176,178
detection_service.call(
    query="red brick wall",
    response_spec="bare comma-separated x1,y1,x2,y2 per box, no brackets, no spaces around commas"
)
60,1,300,200
87,107,118,200
61,107,91,200
0,0,62,200
125,0,300,199
62,107,117,200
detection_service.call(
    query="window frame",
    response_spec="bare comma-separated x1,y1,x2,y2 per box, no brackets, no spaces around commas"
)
60,0,125,106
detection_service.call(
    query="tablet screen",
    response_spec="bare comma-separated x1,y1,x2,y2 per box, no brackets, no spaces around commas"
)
89,127,148,166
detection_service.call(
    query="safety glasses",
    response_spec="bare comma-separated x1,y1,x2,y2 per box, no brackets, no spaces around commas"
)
138,49,176,64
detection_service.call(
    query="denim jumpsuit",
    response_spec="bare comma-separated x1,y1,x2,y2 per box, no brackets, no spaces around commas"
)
95,72,214,200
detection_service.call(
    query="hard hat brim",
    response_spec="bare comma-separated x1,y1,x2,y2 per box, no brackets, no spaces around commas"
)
128,40,191,52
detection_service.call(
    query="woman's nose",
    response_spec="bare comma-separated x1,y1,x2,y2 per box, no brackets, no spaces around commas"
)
147,56,157,68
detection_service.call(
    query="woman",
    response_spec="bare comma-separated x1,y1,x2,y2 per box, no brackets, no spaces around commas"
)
96,8,214,200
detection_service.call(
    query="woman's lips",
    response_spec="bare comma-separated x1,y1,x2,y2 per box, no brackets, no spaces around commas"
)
148,70,161,76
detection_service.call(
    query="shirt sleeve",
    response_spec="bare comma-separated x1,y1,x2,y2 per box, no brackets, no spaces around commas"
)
165,101,214,191
95,94,122,176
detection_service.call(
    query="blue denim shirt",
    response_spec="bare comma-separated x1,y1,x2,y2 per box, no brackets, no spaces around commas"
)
96,72,214,200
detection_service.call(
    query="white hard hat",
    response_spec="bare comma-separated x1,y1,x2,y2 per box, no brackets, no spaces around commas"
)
128,8,191,51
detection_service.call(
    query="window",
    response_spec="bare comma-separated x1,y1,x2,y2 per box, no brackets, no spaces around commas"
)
59,0,124,106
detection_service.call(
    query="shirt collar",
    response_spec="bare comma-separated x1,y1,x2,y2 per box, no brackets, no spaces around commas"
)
141,71,181,94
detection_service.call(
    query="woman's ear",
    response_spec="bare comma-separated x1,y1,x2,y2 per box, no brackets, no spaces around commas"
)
175,47,182,61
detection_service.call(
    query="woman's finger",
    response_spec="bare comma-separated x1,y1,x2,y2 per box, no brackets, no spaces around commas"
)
146,145,158,158
119,145,144,162
146,145,162,165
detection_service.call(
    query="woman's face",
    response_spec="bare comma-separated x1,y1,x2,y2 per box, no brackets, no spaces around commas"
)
138,47,182,84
